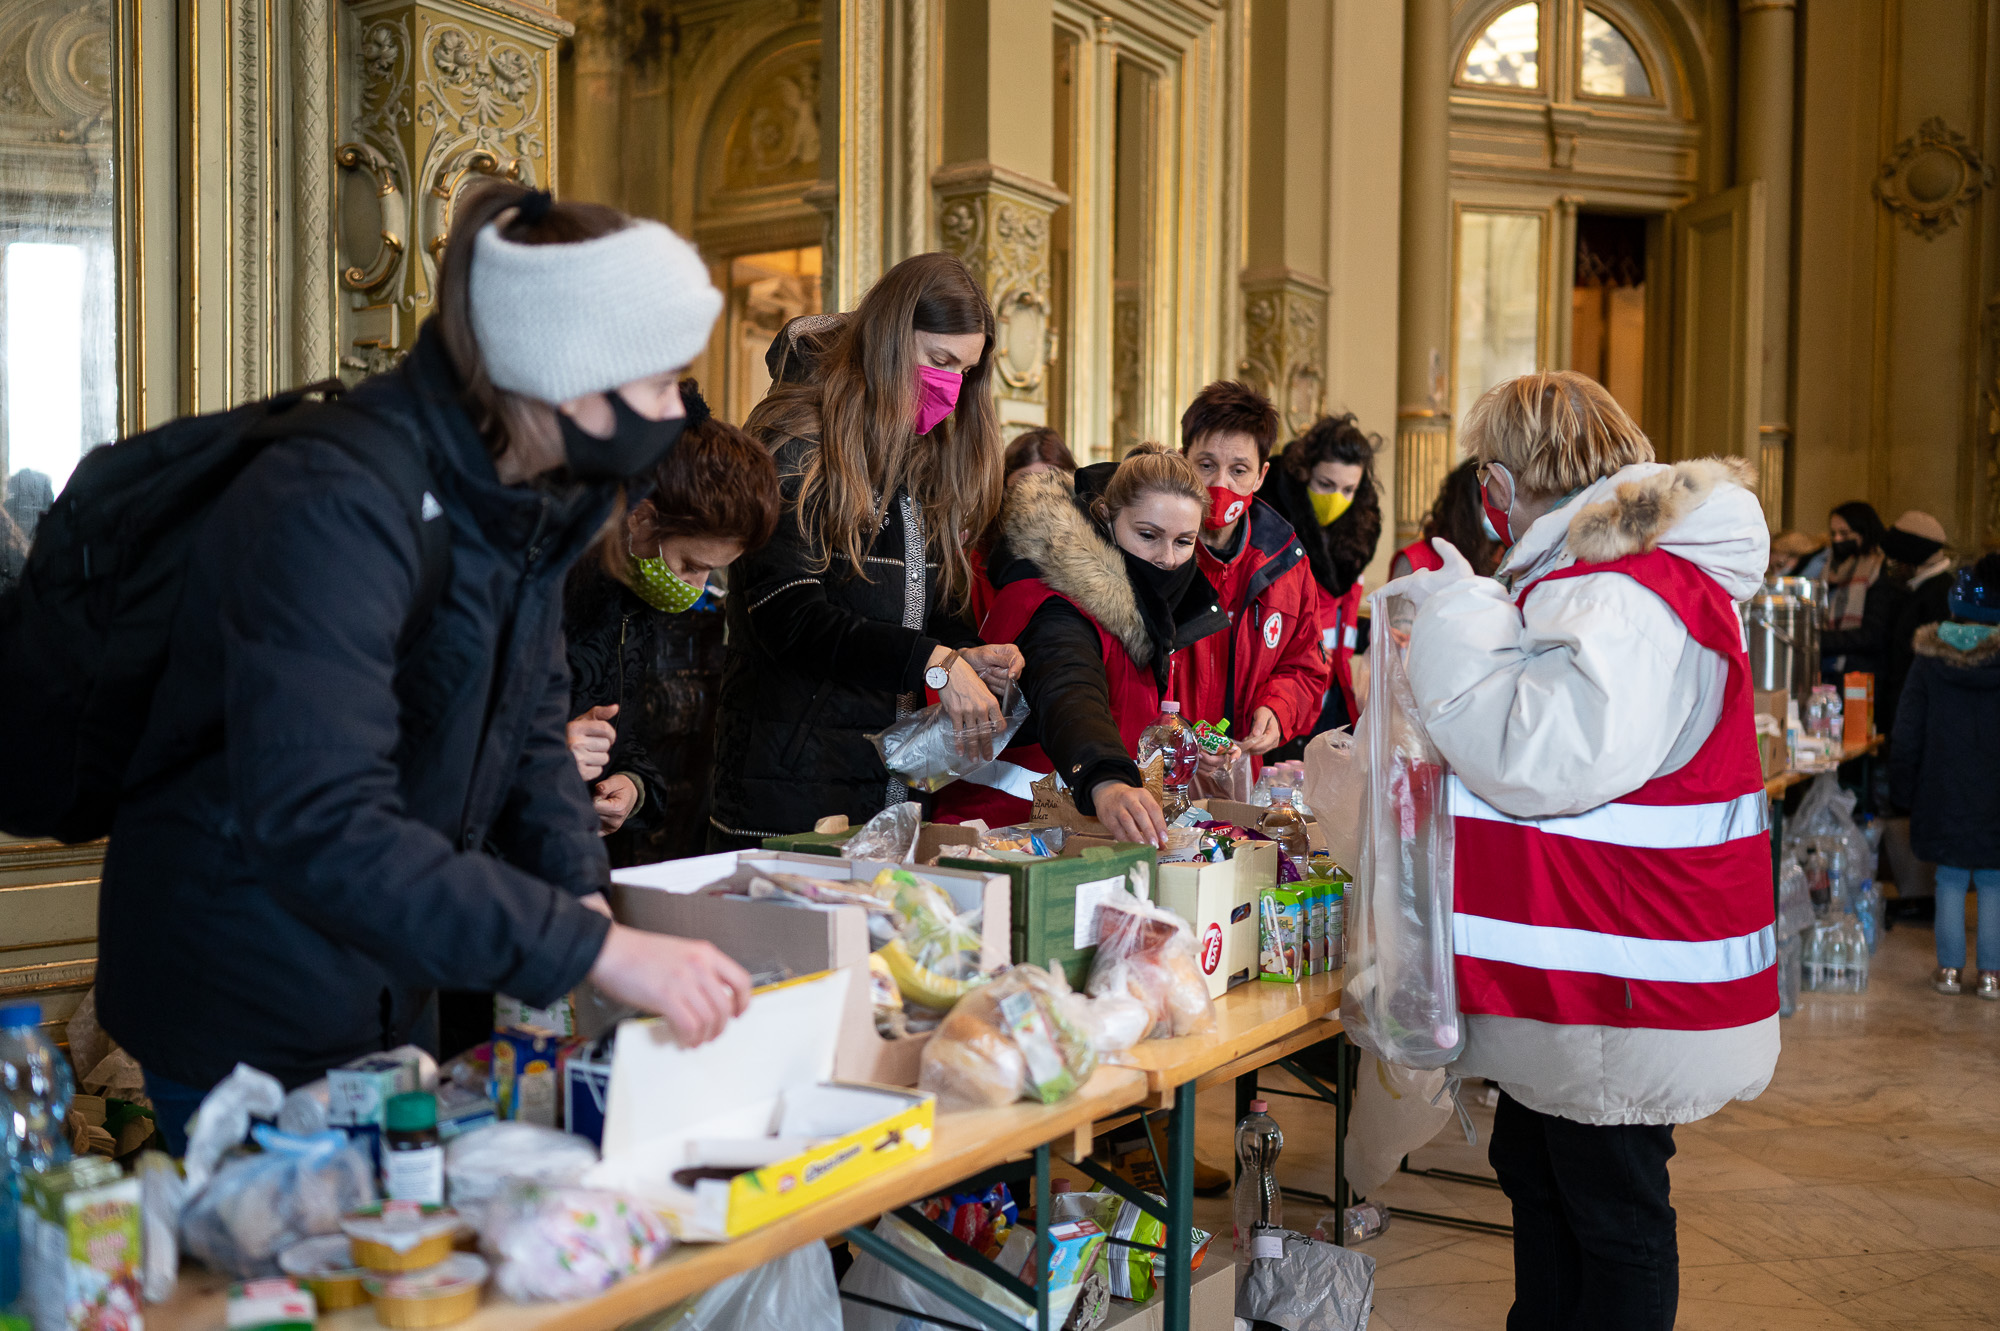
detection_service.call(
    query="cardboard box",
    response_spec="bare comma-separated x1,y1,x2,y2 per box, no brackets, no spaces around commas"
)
610,850,1009,1087
1843,672,1874,748
583,969,933,1242
1149,840,1276,997
1199,799,1331,858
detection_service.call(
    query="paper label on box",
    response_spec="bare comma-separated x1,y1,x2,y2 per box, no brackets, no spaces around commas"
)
1073,876,1126,948
1252,1234,1284,1259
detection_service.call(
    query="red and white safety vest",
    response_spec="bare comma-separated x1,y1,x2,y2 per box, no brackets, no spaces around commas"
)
1450,549,1779,1031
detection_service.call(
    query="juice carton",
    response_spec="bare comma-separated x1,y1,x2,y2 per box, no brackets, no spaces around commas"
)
1257,884,1305,983
489,1028,582,1126
327,1049,425,1130
19,1156,143,1331
1306,883,1327,976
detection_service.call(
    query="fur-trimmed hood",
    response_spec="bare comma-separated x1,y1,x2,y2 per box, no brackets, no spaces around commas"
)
1503,457,1768,600
1912,621,2000,671
994,469,1153,664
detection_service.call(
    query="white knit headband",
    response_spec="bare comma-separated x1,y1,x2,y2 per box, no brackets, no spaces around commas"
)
469,218,723,404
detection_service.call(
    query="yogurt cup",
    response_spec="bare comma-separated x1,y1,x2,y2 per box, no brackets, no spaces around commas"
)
278,1234,371,1310
341,1202,465,1272
363,1253,489,1329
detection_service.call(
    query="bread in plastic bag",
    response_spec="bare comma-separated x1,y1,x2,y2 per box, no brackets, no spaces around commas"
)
1340,591,1464,1069
841,801,922,863
918,965,1099,1109
443,1121,598,1231
867,683,1031,793
480,1183,671,1302
180,1124,376,1278
1083,896,1216,1040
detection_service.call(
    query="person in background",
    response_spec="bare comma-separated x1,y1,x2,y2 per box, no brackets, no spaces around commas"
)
970,427,1080,623
1170,381,1329,765
1890,553,2000,999
1820,500,1887,677
564,387,780,863
1388,370,1773,1331
1873,510,1955,737
1384,459,1505,645
1258,413,1384,747
711,252,1024,848
1766,529,1825,580
936,444,1230,843
95,185,752,1149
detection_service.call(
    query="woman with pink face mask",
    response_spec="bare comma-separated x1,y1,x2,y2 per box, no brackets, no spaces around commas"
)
709,253,1024,847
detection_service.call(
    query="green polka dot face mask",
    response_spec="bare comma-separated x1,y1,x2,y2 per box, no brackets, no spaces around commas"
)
629,546,706,614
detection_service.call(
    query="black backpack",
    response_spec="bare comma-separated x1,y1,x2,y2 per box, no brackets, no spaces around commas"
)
0,380,452,844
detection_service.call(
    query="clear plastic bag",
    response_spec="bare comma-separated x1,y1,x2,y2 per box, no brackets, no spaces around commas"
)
481,1183,672,1302
443,1121,598,1230
1191,749,1253,803
918,965,1099,1109
1235,1225,1376,1331
868,684,1031,793
648,1242,842,1331
1303,728,1362,873
842,802,923,863
1083,896,1216,1041
180,1124,377,1278
1341,592,1464,1070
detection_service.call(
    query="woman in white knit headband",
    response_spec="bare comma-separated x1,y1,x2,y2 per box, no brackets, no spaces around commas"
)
96,184,753,1149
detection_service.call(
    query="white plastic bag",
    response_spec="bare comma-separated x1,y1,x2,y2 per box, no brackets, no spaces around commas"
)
444,1121,598,1230
654,1243,841,1331
482,1184,672,1302
868,684,1031,793
180,1125,376,1278
1303,727,1362,872
1341,593,1464,1070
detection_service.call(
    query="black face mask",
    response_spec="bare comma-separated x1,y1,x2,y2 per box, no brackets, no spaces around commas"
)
1830,539,1863,563
1122,546,1199,606
559,390,687,482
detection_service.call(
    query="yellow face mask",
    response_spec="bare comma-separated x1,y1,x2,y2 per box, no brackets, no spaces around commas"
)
1309,489,1353,527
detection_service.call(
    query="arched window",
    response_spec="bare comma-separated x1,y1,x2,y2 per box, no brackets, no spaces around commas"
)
1580,10,1652,98
1461,3,1540,90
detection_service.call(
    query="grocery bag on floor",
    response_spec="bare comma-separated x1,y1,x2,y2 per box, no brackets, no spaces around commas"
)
1236,1224,1373,1331
840,1212,1087,1329
1340,591,1464,1069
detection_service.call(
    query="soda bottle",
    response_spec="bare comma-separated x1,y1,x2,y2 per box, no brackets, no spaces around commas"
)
1137,701,1198,818
1260,787,1310,867
0,1002,73,1307
1232,1098,1284,1250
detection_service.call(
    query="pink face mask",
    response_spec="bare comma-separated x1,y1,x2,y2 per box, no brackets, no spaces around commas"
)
913,365,962,436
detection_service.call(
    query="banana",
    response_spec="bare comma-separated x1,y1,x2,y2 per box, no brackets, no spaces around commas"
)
877,937,980,1012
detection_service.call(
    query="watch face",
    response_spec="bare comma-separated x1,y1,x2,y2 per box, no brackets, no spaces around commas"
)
926,666,949,689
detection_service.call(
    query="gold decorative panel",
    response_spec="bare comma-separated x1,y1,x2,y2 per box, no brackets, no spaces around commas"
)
1238,270,1327,439
934,161,1067,424
1874,115,1992,241
337,0,569,367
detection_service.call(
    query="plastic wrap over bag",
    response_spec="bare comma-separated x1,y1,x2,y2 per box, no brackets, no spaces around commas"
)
841,802,923,863
644,1242,841,1331
1235,1224,1375,1331
868,684,1031,793
1302,727,1362,872
1340,592,1464,1070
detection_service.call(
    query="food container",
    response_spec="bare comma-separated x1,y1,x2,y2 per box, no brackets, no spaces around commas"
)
341,1202,464,1271
278,1234,371,1310
362,1253,489,1329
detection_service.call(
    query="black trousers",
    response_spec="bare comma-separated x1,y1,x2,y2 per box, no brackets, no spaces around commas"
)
1488,1090,1679,1331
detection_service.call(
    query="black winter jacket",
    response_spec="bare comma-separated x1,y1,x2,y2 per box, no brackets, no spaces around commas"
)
564,566,726,865
1877,565,1954,735
987,464,1229,815
709,435,979,841
98,326,614,1090
1888,623,2000,870
1821,566,1912,688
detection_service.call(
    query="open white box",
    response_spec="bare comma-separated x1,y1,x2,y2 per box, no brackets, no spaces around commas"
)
582,968,934,1241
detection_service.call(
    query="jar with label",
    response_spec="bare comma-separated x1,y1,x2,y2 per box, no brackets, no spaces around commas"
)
382,1092,443,1206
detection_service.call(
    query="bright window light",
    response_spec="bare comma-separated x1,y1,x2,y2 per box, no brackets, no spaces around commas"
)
6,241,87,495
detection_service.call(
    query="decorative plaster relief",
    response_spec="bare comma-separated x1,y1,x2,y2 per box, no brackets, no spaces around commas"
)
1874,115,1992,240
1239,271,1328,438
934,163,1067,405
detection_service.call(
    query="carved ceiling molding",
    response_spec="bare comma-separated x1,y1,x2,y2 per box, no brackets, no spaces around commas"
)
1874,115,1993,241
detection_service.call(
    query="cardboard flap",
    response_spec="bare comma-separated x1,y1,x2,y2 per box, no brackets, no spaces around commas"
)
599,969,851,1162
776,1084,920,1137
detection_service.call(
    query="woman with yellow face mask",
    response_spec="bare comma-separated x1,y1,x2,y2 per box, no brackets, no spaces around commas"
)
1257,413,1385,750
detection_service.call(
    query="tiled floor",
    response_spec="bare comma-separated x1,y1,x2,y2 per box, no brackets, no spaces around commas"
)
1183,919,2000,1329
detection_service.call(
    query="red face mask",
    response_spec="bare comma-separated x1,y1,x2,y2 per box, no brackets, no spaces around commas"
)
1203,485,1251,531
1480,467,1514,546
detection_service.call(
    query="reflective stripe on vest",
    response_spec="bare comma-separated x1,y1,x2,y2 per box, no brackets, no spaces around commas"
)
1453,915,1776,985
1448,777,1768,850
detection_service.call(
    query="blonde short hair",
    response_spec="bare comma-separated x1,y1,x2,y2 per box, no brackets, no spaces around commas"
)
1461,371,1654,497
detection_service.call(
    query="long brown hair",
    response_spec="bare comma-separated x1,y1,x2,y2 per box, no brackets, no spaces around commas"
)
745,252,1002,602
433,182,630,461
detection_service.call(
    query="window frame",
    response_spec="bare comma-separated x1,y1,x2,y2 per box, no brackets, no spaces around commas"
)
1454,0,1548,98
1574,6,1666,109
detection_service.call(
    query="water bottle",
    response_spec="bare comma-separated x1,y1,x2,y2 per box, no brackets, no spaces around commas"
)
1,1001,73,1307
1777,931,1803,1017
1802,922,1825,991
1259,787,1310,867
1137,701,1198,818
1232,1098,1284,1251
1847,917,1871,992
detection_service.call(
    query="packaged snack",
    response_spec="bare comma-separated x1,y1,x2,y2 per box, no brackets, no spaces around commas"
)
362,1253,488,1329
994,1218,1106,1291
1191,718,1233,755
873,868,985,1013
226,1278,316,1331
1083,898,1217,1040
1307,883,1327,976
1258,885,1305,983
440,1122,598,1231
19,1156,142,1331
481,1186,672,1303
980,826,1054,858
1051,1191,1214,1302
918,966,1099,1109
488,1029,573,1126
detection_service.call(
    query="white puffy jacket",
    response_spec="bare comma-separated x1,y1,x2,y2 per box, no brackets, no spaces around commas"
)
1407,457,1778,1126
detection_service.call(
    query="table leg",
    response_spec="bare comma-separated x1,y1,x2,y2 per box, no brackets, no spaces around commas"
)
1332,1034,1352,1229
1034,1143,1051,1331
1163,1081,1195,1331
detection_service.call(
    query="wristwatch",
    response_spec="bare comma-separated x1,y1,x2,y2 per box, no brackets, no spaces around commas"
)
925,649,960,692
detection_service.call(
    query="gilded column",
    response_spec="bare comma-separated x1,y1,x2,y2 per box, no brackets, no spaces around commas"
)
334,0,571,369
563,0,624,207
1394,0,1452,544
935,0,1066,433
1737,0,1795,528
